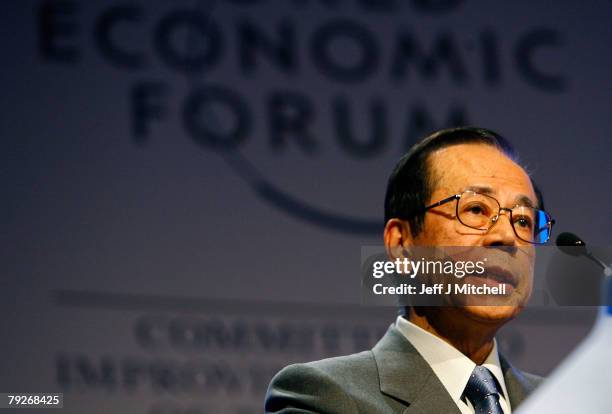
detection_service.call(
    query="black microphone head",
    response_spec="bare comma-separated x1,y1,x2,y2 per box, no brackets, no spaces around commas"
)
556,232,586,256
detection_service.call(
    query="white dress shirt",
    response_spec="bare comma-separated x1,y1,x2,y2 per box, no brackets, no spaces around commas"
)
395,315,512,414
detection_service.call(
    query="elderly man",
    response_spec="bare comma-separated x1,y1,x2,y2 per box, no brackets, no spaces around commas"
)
265,127,553,414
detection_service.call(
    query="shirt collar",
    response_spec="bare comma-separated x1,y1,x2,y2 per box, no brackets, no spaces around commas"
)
395,315,509,405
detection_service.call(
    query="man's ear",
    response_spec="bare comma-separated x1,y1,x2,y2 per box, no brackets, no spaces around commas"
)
384,218,414,260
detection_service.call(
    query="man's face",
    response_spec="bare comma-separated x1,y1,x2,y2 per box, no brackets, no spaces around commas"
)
413,143,537,322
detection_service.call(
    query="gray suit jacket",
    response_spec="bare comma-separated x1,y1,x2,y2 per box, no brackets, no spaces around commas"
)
265,324,543,413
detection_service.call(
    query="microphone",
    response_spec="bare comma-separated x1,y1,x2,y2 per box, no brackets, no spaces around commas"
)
556,232,612,277
518,231,612,414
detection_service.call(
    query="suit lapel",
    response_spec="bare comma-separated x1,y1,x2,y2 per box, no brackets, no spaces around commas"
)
499,353,539,410
372,324,462,414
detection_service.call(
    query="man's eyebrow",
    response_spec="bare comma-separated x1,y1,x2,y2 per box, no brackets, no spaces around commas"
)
464,185,494,195
515,195,536,208
464,185,536,208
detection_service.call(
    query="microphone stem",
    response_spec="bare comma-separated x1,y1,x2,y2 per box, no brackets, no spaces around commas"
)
585,251,612,277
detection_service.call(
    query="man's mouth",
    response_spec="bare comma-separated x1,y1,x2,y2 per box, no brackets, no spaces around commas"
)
476,266,518,288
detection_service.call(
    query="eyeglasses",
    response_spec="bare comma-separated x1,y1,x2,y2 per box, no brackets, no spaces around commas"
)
423,190,555,244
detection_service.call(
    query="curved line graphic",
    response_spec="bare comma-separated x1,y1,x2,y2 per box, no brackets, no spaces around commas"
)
255,181,381,235
220,150,381,236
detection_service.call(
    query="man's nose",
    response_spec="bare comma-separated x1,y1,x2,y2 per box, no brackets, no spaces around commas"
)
482,211,518,247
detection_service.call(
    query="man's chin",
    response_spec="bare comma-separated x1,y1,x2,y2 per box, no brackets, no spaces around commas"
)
459,304,524,324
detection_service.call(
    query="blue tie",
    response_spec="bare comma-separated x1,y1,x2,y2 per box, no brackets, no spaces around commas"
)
463,366,504,414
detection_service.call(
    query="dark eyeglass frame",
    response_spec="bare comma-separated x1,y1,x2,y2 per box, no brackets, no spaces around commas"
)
423,190,555,245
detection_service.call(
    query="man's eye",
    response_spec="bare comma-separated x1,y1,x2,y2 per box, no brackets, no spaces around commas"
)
515,216,533,229
467,205,485,215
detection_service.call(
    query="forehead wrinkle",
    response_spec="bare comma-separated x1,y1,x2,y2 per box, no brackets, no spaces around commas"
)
426,144,536,203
